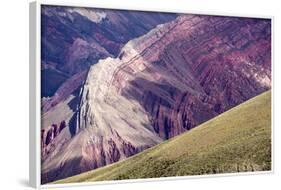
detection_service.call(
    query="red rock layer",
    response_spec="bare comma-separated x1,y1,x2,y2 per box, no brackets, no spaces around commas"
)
41,15,271,183
113,15,271,139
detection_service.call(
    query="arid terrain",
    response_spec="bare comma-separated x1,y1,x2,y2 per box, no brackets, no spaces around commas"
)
41,6,271,184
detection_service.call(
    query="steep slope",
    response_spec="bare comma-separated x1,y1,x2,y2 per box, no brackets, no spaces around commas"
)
55,90,271,183
41,14,271,183
41,8,177,183
103,15,271,139
41,5,177,99
41,7,177,140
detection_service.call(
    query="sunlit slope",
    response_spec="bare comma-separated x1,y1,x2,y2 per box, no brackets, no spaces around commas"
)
55,90,271,184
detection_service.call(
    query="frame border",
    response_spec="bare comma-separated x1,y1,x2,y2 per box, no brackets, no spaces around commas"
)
29,1,41,188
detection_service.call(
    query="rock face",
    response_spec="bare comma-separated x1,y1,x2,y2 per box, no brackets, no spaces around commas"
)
41,14,271,184
41,121,66,158
41,6,177,184
42,70,88,113
41,5,177,98
79,15,271,139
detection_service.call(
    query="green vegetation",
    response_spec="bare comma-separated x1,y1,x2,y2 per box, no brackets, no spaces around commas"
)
54,90,271,184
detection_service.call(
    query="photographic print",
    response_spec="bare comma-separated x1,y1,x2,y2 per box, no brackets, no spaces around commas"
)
40,5,272,185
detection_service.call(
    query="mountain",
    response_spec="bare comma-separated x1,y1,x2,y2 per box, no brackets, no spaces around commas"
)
40,6,177,183
41,5,177,99
54,90,271,184
41,13,271,184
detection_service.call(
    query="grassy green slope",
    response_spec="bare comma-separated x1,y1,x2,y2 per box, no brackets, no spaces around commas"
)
55,90,271,184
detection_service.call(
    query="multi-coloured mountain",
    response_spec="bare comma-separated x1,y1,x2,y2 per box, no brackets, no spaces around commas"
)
41,6,177,99
41,8,271,184
41,5,177,183
54,90,271,183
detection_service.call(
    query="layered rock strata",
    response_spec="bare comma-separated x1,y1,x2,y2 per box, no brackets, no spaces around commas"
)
41,14,271,183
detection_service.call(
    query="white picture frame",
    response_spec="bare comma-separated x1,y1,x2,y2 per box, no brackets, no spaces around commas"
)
29,1,274,188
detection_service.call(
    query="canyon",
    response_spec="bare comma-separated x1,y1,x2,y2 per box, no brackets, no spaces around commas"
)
41,11,271,184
